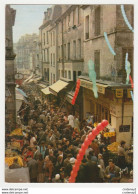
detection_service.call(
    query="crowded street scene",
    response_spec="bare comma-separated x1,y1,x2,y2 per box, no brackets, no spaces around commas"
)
5,4,134,183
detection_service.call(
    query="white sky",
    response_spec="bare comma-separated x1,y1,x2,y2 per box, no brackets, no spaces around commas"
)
10,5,52,43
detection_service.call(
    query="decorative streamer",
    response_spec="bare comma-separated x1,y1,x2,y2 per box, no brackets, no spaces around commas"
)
121,5,134,33
129,75,134,88
71,79,81,105
88,60,98,98
69,120,109,183
125,53,128,71
104,32,116,56
126,60,131,84
130,91,134,101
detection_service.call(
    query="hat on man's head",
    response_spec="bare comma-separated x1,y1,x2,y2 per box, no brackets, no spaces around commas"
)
70,157,76,164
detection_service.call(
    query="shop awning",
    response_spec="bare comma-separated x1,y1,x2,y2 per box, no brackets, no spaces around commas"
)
41,87,51,95
23,74,33,84
49,80,69,96
27,79,34,83
38,83,47,88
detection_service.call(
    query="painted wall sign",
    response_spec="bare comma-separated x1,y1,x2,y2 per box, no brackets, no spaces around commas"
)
80,80,106,94
119,125,130,132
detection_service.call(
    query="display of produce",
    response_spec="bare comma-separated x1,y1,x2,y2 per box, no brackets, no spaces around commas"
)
9,128,23,136
5,156,23,167
104,132,115,137
107,142,119,153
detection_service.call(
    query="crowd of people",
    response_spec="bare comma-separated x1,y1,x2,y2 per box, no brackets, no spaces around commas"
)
5,85,133,183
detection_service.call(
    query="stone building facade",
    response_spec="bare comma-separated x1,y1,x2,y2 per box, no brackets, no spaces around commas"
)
39,5,66,85
5,5,16,129
15,33,39,74
80,5,134,145
55,5,84,83
39,4,134,145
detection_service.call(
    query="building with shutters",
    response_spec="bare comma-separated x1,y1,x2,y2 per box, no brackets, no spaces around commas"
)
80,5,134,145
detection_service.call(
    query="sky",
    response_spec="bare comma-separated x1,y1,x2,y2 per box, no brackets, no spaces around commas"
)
10,5,52,43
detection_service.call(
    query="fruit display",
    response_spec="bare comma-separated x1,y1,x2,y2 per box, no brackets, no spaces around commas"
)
9,128,23,136
107,142,119,153
104,132,115,137
5,156,23,167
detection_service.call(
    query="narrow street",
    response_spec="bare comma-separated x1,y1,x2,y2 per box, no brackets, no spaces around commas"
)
5,82,133,183
5,4,134,184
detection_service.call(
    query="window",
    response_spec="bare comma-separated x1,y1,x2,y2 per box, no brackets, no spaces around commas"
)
51,53,52,66
53,53,55,67
53,31,55,46
44,49,46,62
43,33,45,45
78,71,81,76
64,44,66,59
65,70,67,78
61,45,63,59
94,50,100,79
58,46,60,60
68,43,70,60
68,71,71,79
78,39,81,58
95,6,101,36
68,14,70,27
78,6,80,24
58,70,60,79
47,49,49,62
73,40,76,59
73,9,76,25
46,31,48,43
51,73,52,84
85,15,89,39
62,70,64,77
51,33,52,46
53,74,55,83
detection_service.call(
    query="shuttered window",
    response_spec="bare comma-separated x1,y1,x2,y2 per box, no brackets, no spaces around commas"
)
94,50,100,79
95,6,101,36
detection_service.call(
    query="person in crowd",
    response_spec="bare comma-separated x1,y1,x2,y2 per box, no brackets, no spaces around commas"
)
97,154,105,181
105,159,120,183
118,140,127,169
33,146,40,160
89,150,98,163
9,158,21,169
37,154,45,183
27,155,38,183
52,174,62,183
68,113,74,128
44,156,53,182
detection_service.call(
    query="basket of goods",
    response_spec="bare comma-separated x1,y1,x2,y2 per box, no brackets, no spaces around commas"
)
107,142,119,153
5,156,23,167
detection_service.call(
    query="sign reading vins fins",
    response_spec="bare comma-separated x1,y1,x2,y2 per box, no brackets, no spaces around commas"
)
119,125,130,132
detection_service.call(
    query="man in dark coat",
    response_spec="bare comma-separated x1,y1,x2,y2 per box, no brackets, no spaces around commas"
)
27,156,38,183
76,156,101,183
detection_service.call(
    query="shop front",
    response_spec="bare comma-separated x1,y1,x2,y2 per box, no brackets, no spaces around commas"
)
80,77,133,146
